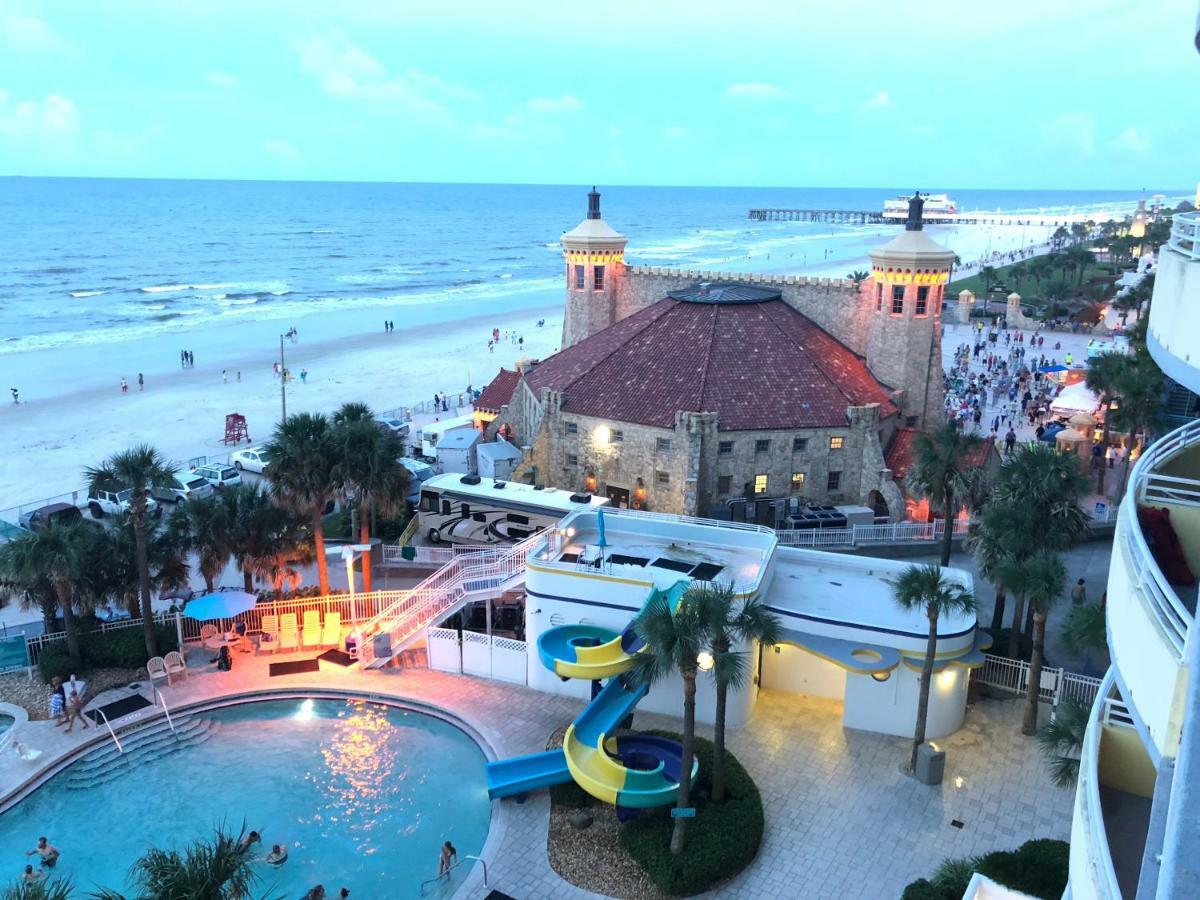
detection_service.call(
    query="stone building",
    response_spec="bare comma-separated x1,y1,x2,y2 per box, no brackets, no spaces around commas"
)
489,189,956,518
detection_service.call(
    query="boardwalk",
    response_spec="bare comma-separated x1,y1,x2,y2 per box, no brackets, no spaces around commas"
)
748,208,1095,227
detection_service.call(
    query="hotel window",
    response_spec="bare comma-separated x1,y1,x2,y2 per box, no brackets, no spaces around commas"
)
594,265,605,290
827,470,841,491
754,474,768,494
755,439,770,453
656,437,672,453
891,285,905,314
916,286,929,316
791,472,806,491
717,475,732,494
829,436,844,450
876,282,883,311
656,470,670,486
718,440,734,455
792,437,808,452
611,429,623,443
565,422,577,434
566,453,578,466
574,264,585,290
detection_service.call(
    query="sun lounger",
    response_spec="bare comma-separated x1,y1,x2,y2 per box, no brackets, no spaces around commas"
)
163,650,187,684
146,656,168,688
301,610,321,648
259,615,279,654
278,614,299,653
321,611,341,648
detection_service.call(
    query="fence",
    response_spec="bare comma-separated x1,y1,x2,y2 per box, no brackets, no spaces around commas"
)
973,653,1103,708
427,626,527,684
775,518,970,549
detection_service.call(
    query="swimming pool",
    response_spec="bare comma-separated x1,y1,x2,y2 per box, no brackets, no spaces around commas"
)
0,697,491,898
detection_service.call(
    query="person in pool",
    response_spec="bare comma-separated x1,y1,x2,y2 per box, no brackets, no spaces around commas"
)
238,831,261,853
303,886,325,900
265,844,288,866
21,865,41,883
25,837,59,868
438,841,457,878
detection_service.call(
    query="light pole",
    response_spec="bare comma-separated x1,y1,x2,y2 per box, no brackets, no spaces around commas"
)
279,334,287,422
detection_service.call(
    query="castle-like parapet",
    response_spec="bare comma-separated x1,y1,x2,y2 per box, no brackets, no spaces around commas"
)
623,264,854,290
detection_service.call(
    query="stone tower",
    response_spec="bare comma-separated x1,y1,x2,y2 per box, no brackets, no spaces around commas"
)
865,191,956,430
561,187,627,350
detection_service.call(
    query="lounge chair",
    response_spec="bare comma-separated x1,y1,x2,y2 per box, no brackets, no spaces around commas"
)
321,611,341,648
278,614,300,653
163,650,187,684
301,610,321,649
146,656,168,688
259,615,279,654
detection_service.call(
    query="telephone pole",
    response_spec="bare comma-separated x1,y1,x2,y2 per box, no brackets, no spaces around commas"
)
279,333,287,422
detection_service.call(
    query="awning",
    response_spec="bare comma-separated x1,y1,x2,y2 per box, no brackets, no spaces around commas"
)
899,630,993,673
777,628,900,675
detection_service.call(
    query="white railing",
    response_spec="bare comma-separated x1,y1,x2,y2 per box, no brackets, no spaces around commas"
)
605,505,775,535
154,688,177,736
1124,419,1200,656
1142,473,1200,508
1078,670,1124,899
1168,211,1200,261
974,654,1103,708
1101,695,1135,728
775,518,970,548
95,707,123,754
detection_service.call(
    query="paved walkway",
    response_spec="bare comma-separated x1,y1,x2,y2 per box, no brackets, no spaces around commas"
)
2,647,1075,899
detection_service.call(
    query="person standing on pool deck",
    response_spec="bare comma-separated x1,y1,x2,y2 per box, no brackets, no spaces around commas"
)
438,841,457,878
25,837,60,869
64,685,90,734
48,677,66,725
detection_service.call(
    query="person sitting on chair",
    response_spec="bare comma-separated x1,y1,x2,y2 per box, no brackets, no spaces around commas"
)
216,645,233,671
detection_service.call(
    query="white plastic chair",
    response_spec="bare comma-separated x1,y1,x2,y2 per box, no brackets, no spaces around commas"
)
301,610,321,648
278,614,299,653
199,623,218,642
146,656,168,688
163,650,187,684
321,611,341,648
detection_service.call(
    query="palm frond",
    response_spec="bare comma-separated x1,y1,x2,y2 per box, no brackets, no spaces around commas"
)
1036,699,1089,789
1061,603,1107,658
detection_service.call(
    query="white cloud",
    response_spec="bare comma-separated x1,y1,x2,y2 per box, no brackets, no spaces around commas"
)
1112,125,1150,154
206,71,239,89
265,138,300,163
2,14,64,54
0,92,78,139
724,82,783,101
1042,112,1095,156
296,30,473,115
862,90,892,109
527,95,583,114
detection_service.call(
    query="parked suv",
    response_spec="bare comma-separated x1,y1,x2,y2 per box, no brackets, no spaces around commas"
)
194,463,242,490
86,488,160,519
151,472,214,504
18,502,83,531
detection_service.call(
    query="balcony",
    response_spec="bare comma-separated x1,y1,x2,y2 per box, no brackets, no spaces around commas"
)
1069,671,1156,900
1147,211,1200,395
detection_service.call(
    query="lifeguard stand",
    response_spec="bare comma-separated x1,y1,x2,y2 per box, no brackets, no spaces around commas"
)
223,413,250,445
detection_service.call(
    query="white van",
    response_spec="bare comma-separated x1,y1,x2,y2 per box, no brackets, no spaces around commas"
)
151,472,215,504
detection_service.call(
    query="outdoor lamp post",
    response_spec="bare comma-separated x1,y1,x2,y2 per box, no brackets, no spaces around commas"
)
340,543,372,624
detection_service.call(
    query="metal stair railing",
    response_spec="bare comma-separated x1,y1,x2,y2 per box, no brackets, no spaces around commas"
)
418,855,488,895
95,708,123,754
154,688,177,737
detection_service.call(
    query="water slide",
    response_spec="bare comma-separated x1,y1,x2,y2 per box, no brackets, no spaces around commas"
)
486,582,697,808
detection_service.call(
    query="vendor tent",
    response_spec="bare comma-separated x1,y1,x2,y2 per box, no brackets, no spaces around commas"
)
1050,382,1100,417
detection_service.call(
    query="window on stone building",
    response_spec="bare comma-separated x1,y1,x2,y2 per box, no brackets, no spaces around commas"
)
754,474,768,494
916,286,929,316
876,282,883,311
791,472,806,491
755,439,770,453
565,422,577,434
611,429,623,442
574,264,585,290
792,437,808,452
656,470,670,486
717,475,732,494
594,265,605,290
906,416,919,427
829,436,844,450
827,470,842,491
891,284,905,314
566,454,578,466
718,440,734,455
656,437,672,453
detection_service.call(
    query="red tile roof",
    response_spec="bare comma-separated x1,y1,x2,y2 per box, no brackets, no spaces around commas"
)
886,428,996,481
474,368,520,413
524,296,897,430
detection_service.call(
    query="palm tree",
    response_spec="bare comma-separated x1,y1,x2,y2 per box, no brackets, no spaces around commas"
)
631,588,709,854
263,413,337,595
224,483,311,593
1108,359,1165,495
1037,699,1089,788
695,583,780,803
1051,225,1070,249
128,824,261,899
0,524,91,671
993,552,1034,660
847,270,870,289
331,402,409,593
1027,255,1052,293
892,564,975,773
967,498,1026,635
0,877,82,900
1009,262,1028,293
86,445,176,658
906,424,983,567
1061,602,1107,672
1064,246,1095,286
1043,279,1071,317
979,265,998,293
172,494,233,592
92,513,190,617
1022,550,1067,735
1070,222,1090,245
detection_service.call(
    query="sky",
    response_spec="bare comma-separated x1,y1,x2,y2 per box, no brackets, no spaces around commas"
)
0,0,1196,188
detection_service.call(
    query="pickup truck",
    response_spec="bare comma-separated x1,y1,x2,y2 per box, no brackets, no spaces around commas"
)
86,488,161,519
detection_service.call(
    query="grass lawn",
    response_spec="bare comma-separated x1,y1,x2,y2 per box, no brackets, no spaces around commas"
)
951,257,1122,301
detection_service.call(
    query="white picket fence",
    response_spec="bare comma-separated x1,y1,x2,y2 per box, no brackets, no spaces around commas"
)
973,653,1103,707
427,626,527,684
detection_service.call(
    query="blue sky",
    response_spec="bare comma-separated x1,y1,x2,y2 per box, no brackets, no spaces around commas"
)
0,0,1196,188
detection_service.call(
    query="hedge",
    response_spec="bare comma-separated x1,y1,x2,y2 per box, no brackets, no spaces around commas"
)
901,839,1069,900
618,730,763,896
37,623,179,683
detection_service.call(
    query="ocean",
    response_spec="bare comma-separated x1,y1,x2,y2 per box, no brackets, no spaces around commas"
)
0,178,1168,355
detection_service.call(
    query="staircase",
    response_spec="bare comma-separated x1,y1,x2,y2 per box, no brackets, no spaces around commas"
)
357,533,540,670
65,715,220,790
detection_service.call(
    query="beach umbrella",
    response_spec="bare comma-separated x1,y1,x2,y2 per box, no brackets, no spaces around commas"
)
1039,364,1068,373
184,590,257,621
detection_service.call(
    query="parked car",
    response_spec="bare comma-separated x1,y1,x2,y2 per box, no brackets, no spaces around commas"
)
151,472,215,504
193,463,242,490
375,417,411,438
18,502,84,531
399,457,436,507
86,488,160,519
231,446,270,474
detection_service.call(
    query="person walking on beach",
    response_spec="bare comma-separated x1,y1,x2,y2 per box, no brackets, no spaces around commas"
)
222,369,228,383
300,369,308,383
138,373,144,391
120,377,128,394
10,387,18,405
180,349,186,368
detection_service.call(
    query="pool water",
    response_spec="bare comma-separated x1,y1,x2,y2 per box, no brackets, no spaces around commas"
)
0,698,491,898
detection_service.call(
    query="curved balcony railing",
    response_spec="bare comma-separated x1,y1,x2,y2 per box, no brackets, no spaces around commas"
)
1168,211,1200,261
1124,419,1200,657
1075,669,1124,900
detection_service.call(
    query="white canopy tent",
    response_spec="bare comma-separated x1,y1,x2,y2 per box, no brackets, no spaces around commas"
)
1050,382,1101,417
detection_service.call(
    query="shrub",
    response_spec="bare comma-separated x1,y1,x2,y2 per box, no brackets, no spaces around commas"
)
619,730,763,896
901,879,957,900
902,839,1069,900
36,623,178,683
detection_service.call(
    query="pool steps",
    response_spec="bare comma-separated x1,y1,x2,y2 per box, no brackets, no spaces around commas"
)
65,715,219,790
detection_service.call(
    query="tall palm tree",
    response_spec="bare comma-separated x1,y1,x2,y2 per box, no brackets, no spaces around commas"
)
993,551,1034,660
223,483,311,593
1009,262,1028,293
979,265,998,293
1064,245,1095,286
1043,279,1071,317
1108,359,1165,495
331,402,409,593
1022,550,1067,735
631,588,709,854
1037,699,1089,788
968,497,1026,635
695,583,780,803
86,445,176,658
92,513,190,617
172,495,233,592
906,424,983,567
1085,351,1128,496
1061,602,1107,672
263,412,337,595
892,564,975,773
847,270,870,289
0,524,91,671
127,825,260,899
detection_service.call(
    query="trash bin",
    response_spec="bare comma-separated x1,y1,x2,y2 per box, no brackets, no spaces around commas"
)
372,632,392,660
915,742,945,785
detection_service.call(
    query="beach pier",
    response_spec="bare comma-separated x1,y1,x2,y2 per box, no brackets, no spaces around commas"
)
748,208,1113,227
